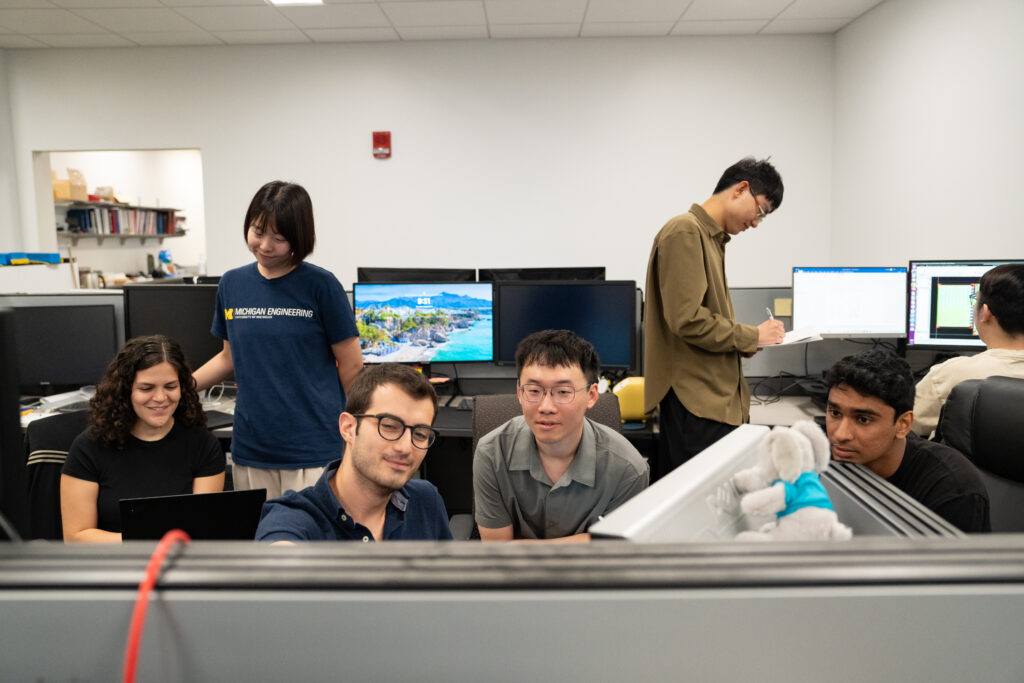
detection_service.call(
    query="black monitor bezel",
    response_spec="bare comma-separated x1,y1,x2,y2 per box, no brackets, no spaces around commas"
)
122,284,222,370
493,280,637,371
478,266,605,282
356,267,476,283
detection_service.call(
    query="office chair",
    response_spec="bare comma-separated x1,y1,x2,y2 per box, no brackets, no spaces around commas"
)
935,375,1024,533
24,410,89,540
450,392,624,539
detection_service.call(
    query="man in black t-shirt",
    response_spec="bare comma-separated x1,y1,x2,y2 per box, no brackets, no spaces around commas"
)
823,350,990,533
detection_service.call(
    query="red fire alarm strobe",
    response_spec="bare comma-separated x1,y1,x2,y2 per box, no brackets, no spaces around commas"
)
373,131,391,159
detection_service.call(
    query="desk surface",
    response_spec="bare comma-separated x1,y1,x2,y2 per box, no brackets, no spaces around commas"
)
749,395,824,427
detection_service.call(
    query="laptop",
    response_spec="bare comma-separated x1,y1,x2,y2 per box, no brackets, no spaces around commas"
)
119,488,267,541
204,409,235,430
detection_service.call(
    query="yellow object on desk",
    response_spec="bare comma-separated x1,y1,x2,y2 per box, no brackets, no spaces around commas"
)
612,377,647,423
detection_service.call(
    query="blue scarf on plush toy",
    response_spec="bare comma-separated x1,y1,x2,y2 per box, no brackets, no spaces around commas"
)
775,472,834,517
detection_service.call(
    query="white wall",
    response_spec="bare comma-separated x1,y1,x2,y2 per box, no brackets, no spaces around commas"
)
4,36,833,290
48,149,206,275
833,0,1024,265
0,50,20,247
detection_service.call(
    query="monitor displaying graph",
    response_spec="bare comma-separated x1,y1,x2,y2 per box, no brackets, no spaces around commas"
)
907,260,1024,348
352,283,494,364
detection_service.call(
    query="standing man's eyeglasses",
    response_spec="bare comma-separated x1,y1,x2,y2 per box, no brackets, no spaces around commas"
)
748,185,768,221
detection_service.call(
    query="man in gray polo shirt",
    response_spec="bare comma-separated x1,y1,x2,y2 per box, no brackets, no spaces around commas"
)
473,329,649,542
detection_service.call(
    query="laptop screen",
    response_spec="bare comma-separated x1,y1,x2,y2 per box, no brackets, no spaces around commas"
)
119,489,267,541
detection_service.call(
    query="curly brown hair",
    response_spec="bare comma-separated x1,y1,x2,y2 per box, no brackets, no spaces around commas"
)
89,334,206,447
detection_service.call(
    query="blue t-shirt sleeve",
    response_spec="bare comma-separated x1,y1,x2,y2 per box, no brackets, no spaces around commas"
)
211,278,228,340
316,271,359,345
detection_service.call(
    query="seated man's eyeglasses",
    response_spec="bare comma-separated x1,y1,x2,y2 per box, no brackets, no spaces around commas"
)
351,413,438,449
518,383,590,404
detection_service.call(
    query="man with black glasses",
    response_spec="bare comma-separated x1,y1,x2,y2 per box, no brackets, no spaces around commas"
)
256,363,452,543
473,330,649,542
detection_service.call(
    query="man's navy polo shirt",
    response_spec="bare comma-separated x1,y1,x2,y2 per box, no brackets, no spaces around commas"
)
255,459,453,542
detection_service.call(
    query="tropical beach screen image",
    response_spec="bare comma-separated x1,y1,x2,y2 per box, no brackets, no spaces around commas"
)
353,283,494,363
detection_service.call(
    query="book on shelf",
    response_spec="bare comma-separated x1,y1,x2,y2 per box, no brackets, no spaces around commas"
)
61,201,180,237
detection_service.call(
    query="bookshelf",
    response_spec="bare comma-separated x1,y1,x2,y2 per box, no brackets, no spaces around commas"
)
55,200,185,246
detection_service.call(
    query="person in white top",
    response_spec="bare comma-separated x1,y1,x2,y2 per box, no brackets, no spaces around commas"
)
912,264,1024,437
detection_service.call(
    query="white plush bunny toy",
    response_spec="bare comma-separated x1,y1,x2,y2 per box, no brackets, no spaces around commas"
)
732,420,852,541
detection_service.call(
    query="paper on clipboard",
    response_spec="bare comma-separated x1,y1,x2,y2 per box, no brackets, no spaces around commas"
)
761,327,822,348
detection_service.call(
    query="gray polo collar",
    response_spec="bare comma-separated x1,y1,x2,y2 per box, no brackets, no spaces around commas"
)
508,417,597,488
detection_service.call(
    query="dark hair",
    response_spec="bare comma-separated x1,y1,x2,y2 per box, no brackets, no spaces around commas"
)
88,335,205,447
712,157,784,213
824,350,914,420
515,329,601,386
345,364,438,421
243,181,315,264
977,264,1024,336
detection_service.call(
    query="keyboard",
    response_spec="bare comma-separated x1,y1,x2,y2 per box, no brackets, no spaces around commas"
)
56,400,91,413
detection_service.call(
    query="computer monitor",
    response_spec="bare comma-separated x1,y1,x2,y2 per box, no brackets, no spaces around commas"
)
12,304,119,396
123,284,222,370
357,267,476,283
494,281,636,369
907,260,1024,349
478,266,605,282
792,267,907,338
352,282,494,364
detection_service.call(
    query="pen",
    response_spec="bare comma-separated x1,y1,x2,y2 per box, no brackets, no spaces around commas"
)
765,307,774,320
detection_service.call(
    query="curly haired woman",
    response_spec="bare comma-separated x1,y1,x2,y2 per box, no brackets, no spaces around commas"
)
60,335,225,542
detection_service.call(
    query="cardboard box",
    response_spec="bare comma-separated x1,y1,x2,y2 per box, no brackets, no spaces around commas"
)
52,170,71,200
67,168,88,202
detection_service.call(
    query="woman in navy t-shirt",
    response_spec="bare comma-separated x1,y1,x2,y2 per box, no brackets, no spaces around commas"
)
61,335,225,542
194,181,362,498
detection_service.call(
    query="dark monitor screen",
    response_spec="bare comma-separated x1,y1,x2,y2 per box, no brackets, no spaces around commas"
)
357,267,476,283
13,305,118,394
353,282,494,364
479,267,605,282
495,281,636,369
123,285,222,370
907,260,1024,349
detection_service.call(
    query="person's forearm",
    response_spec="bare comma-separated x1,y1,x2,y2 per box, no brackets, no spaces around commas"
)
66,528,122,543
194,350,233,392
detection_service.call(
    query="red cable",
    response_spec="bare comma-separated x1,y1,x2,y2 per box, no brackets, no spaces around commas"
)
122,529,191,683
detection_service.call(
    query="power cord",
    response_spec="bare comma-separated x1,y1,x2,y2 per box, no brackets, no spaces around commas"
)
122,529,191,683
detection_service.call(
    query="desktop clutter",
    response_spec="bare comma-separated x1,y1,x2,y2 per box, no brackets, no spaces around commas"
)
732,420,853,542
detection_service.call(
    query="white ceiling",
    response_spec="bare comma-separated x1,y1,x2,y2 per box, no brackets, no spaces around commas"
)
0,0,886,49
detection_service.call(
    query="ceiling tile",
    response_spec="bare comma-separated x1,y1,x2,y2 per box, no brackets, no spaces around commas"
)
277,3,389,29
683,0,792,22
779,0,885,20
671,19,767,35
75,8,199,31
0,8,105,32
0,33,48,45
484,0,585,25
49,0,161,8
382,1,485,27
175,6,293,31
581,21,673,37
212,27,311,43
0,0,60,9
32,30,136,44
490,22,579,39
761,17,850,33
395,24,487,39
585,0,689,23
124,29,222,45
161,0,265,7
306,26,399,41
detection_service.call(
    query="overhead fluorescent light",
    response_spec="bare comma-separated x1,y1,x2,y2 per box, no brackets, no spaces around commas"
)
267,0,324,5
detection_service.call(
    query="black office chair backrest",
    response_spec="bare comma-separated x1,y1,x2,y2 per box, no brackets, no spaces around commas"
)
936,375,1024,532
471,392,622,452
24,410,89,540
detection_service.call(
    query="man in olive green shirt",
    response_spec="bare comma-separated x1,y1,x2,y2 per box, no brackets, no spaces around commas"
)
644,157,785,479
